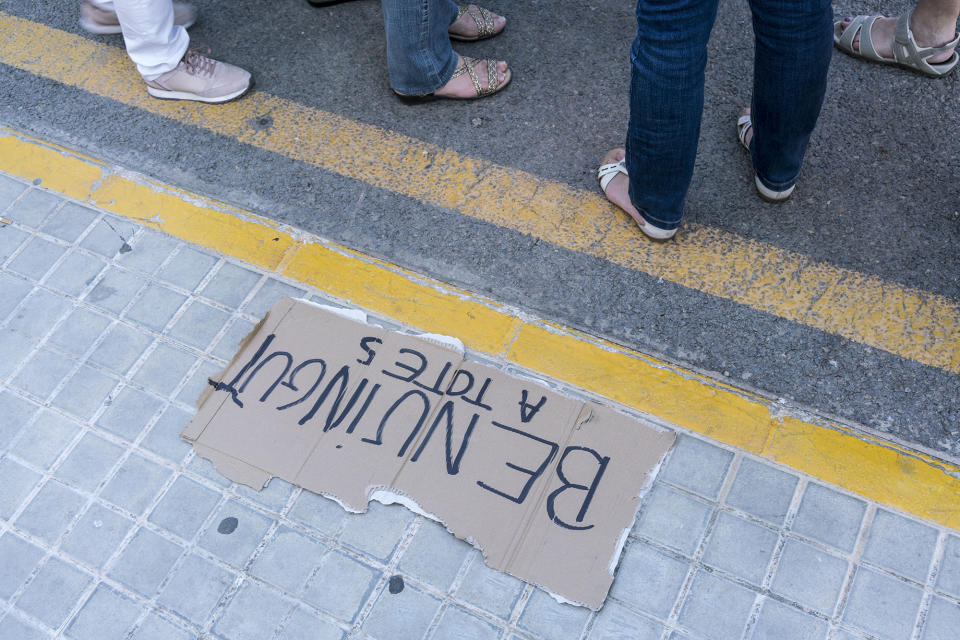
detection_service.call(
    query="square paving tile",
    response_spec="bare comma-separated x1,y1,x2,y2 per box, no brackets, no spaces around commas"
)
922,595,960,640
85,269,147,315
10,409,80,469
610,540,688,618
47,307,111,356
15,479,86,544
362,583,442,640
156,246,217,291
0,532,45,598
100,453,172,517
0,456,43,519
15,556,92,629
108,527,184,597
65,583,143,640
60,503,135,569
842,566,923,640
5,188,61,228
701,511,778,585
658,435,734,500
770,538,848,615
197,500,274,568
792,483,866,553
750,598,829,640
302,551,379,622
935,535,960,598
7,236,66,281
632,483,714,557
88,322,153,376
213,580,294,640
862,510,938,583
724,458,798,526
517,589,591,640
7,288,71,339
338,501,414,561
156,553,235,625
677,569,756,640
250,526,328,593
275,606,344,640
588,603,663,640
97,385,164,440
454,551,525,620
45,250,105,296
51,363,118,421
167,300,230,351
148,475,221,541
201,262,261,309
11,346,76,400
125,284,186,332
432,606,503,640
398,520,471,592
40,202,97,243
54,431,125,492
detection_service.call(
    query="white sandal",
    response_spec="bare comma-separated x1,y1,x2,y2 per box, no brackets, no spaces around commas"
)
736,113,795,203
597,158,677,240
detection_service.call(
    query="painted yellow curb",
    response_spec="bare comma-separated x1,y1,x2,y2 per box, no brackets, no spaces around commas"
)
1,11,959,374
2,126,958,531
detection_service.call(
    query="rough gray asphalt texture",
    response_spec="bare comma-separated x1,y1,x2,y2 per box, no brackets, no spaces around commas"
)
1,0,958,459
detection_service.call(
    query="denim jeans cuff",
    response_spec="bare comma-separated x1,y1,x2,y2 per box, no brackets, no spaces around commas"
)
638,209,681,232
755,172,797,192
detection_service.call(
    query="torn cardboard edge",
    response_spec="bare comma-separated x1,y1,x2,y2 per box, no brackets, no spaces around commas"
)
182,297,676,609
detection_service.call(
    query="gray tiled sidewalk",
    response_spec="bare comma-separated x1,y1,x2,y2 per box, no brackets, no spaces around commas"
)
1,170,959,640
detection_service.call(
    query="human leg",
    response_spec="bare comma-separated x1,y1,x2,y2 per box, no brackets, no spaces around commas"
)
835,0,960,68
80,0,196,36
621,0,720,233
747,0,833,194
381,0,461,95
100,0,251,102
109,0,189,78
381,0,509,98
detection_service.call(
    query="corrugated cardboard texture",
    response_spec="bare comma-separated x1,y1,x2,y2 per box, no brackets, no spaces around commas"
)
182,298,676,609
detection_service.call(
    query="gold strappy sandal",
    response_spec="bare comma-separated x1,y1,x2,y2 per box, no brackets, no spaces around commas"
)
449,4,505,42
393,56,511,102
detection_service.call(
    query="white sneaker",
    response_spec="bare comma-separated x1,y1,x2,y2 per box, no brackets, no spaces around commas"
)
145,49,252,103
80,0,197,35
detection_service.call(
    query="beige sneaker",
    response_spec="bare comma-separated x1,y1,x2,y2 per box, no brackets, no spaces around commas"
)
145,48,252,103
79,0,197,35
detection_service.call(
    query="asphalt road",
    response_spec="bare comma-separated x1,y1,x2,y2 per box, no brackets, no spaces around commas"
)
1,0,958,460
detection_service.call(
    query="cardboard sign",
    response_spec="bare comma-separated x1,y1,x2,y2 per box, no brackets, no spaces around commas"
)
182,298,675,609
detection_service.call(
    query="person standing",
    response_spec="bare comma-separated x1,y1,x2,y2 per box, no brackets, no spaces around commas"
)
79,0,252,103
598,0,834,240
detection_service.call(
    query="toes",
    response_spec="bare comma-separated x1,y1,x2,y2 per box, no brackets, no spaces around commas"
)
601,148,625,165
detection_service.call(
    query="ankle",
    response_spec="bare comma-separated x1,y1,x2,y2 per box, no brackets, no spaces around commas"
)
909,9,960,48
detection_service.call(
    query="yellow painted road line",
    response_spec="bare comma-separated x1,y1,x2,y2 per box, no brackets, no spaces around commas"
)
1,12,958,374
2,128,959,531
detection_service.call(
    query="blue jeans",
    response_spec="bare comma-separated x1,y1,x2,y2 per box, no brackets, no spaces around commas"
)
382,0,460,95
626,0,833,231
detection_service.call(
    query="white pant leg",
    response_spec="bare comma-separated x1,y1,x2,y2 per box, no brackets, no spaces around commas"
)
111,0,189,79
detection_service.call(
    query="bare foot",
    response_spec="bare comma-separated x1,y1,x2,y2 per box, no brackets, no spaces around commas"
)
599,148,675,239
434,56,510,98
838,14,956,64
448,4,506,40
